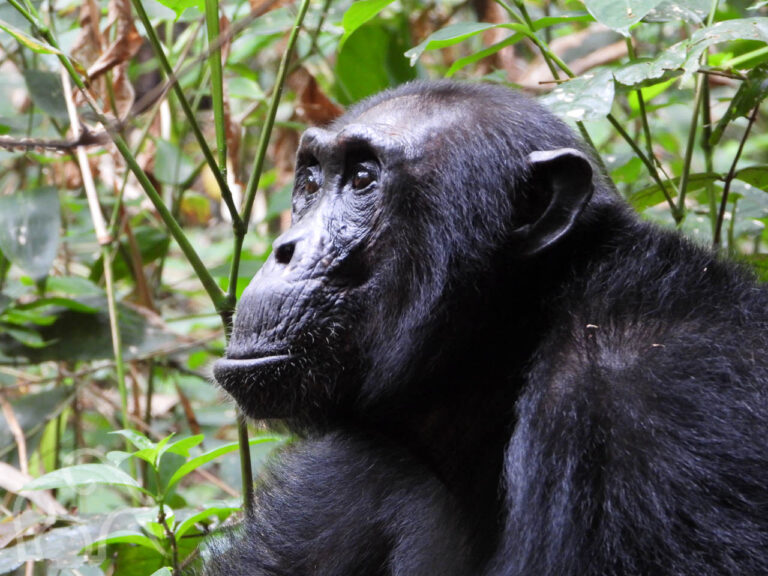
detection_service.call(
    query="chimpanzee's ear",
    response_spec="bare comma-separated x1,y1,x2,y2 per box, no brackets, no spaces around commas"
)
511,148,594,257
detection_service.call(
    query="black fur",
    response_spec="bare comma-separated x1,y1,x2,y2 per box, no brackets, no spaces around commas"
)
201,81,768,575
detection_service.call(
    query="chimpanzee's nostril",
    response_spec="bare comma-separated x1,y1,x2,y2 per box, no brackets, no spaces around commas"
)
274,241,296,265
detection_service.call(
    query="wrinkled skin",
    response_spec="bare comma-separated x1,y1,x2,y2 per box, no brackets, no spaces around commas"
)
203,81,768,576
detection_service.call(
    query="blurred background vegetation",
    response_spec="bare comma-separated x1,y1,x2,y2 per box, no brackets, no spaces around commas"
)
0,0,766,573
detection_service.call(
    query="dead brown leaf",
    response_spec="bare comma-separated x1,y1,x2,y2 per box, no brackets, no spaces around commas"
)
87,0,143,82
289,67,344,127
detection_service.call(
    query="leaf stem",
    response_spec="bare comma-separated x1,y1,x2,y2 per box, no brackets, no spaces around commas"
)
713,105,759,248
130,0,243,233
229,0,312,307
204,0,228,181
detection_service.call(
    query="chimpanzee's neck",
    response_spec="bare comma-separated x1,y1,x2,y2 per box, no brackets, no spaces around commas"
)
354,199,640,547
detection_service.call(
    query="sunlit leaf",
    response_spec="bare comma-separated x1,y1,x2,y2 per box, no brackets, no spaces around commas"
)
336,20,415,104
613,50,686,88
629,172,721,210
163,435,205,458
24,464,147,493
644,0,710,23
540,68,615,121
683,18,768,75
447,34,525,77
151,0,204,20
736,165,768,192
339,0,396,51
0,20,62,55
85,530,164,553
405,22,500,66
166,436,279,491
175,505,238,539
583,0,665,36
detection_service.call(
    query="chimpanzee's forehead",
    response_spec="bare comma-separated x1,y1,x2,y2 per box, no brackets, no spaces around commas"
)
344,93,470,140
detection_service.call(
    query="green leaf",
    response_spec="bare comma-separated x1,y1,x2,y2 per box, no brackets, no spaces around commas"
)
746,254,768,282
0,387,73,461
0,297,176,364
150,569,174,576
40,276,103,296
405,22,499,66
614,51,686,88
162,435,205,458
112,429,156,452
18,296,99,314
0,187,61,281
644,0,710,23
155,140,196,186
0,20,63,55
175,505,238,539
151,0,204,20
336,20,416,103
540,68,616,121
1,324,48,348
615,18,768,87
106,450,135,467
85,530,164,553
22,70,68,119
583,0,665,36
2,308,56,326
683,18,768,76
629,172,720,210
735,165,768,192
23,464,147,493
166,436,279,491
710,64,768,145
530,13,595,30
446,33,525,77
339,0,396,51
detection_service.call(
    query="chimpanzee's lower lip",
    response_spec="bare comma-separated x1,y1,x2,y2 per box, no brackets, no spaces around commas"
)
213,355,294,381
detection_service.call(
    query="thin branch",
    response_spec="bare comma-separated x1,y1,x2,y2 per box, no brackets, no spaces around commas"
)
713,105,759,249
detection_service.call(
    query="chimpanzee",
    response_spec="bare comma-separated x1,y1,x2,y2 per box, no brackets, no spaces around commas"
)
203,80,768,575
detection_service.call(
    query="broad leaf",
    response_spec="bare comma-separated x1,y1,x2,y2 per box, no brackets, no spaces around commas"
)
0,297,177,364
175,505,238,539
406,22,504,66
710,64,768,145
447,34,525,77
339,0,396,51
0,187,60,281
85,530,164,553
0,387,73,461
614,51,686,88
24,464,147,494
166,436,279,491
155,140,196,186
682,18,768,76
336,19,415,104
644,0,710,23
582,0,665,36
540,68,615,121
629,172,720,211
736,165,768,192
22,70,68,119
